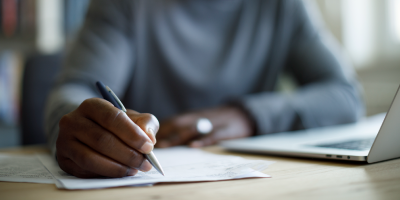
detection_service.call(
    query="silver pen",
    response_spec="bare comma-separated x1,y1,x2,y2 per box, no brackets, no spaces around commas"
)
96,81,164,176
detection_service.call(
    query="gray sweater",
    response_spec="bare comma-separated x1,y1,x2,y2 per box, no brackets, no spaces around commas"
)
45,0,364,155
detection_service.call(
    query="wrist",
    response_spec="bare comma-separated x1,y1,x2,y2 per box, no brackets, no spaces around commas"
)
225,103,257,136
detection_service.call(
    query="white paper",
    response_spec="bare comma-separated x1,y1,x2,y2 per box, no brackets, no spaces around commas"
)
0,154,54,184
38,147,273,190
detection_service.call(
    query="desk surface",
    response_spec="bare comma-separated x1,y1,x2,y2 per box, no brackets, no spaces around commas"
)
1,145,400,200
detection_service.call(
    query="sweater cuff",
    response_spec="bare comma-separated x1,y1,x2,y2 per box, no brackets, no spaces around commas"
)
230,92,301,135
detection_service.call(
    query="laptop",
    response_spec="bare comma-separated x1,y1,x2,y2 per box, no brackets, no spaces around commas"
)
221,85,400,163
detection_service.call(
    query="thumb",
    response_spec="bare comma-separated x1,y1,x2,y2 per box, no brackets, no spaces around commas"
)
127,111,159,144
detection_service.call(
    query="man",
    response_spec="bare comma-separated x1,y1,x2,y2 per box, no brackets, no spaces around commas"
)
45,0,364,178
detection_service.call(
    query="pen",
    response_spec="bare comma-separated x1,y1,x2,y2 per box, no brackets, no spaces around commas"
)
96,81,165,176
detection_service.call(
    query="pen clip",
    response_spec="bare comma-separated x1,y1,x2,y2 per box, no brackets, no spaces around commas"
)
106,86,127,113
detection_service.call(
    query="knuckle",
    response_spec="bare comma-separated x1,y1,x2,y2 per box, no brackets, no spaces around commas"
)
94,132,115,149
74,152,91,170
58,113,85,139
58,114,79,140
102,109,123,128
59,114,73,130
78,98,103,114
80,98,93,108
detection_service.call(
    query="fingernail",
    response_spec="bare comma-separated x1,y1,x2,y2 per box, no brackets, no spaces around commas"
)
127,168,138,176
140,142,154,153
140,160,152,172
148,128,155,135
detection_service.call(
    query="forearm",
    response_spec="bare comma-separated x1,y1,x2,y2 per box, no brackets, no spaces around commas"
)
44,0,134,156
237,0,364,135
238,80,364,135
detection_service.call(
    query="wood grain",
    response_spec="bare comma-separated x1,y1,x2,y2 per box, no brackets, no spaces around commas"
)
1,145,399,200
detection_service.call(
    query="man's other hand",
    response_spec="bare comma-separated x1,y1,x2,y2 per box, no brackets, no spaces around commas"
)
56,98,159,178
155,106,254,148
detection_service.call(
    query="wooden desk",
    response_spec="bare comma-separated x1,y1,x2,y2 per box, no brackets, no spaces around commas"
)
1,145,400,200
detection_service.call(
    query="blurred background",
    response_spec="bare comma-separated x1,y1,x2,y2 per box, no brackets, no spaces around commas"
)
0,0,399,148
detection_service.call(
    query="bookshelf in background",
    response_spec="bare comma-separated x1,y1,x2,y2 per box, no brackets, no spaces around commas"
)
0,0,89,126
0,0,36,53
0,51,22,126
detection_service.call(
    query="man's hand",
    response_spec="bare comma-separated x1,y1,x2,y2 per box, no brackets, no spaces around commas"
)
155,106,254,148
56,98,159,178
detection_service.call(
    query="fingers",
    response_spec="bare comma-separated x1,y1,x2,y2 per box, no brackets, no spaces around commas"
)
155,114,201,148
156,125,198,148
189,129,232,148
189,121,251,148
127,111,159,144
189,132,218,148
188,126,227,148
64,116,152,172
57,139,138,178
56,98,161,178
57,156,99,178
77,98,153,154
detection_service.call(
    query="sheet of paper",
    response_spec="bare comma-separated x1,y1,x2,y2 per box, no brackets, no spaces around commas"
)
38,147,273,190
0,154,54,184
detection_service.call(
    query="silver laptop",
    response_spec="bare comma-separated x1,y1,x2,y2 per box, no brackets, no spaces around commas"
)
221,86,400,163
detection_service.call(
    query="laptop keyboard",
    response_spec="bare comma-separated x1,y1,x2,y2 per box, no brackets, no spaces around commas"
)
314,138,375,151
